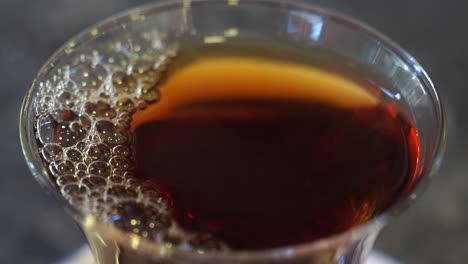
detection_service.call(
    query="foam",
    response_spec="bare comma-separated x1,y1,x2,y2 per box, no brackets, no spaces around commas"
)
33,32,226,252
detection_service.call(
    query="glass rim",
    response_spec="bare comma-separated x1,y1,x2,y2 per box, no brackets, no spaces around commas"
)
20,0,446,260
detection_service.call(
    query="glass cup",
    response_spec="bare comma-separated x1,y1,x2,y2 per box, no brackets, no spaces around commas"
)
20,0,445,263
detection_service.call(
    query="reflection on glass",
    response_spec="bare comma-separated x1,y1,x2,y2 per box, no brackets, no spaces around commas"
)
287,10,323,41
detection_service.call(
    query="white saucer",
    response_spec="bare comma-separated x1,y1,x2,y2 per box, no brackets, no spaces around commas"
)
55,245,401,264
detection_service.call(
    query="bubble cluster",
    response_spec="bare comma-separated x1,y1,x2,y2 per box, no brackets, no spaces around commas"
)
33,32,227,252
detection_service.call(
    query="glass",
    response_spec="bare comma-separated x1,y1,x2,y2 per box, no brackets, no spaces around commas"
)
20,0,445,263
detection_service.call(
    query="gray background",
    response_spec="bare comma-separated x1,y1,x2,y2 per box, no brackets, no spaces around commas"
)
0,0,465,263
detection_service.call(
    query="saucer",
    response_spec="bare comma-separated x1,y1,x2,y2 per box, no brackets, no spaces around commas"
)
56,245,401,264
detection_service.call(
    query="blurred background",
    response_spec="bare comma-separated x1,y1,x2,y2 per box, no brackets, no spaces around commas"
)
1,0,464,263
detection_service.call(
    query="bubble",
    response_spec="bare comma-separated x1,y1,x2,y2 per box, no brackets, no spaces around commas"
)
124,172,136,178
106,128,129,146
136,100,147,110
37,115,87,147
106,185,134,197
87,144,112,161
110,156,132,170
108,201,171,239
79,115,92,130
52,109,77,122
142,31,168,51
76,163,87,171
99,92,110,99
66,149,82,162
41,144,63,161
125,178,140,188
76,141,87,151
112,71,138,94
116,119,131,130
69,197,86,207
115,97,135,113
138,181,162,194
139,85,160,103
69,122,82,133
50,160,75,177
36,116,55,144
95,120,114,135
118,111,131,120
94,121,129,146
35,104,49,116
76,170,87,178
109,175,125,183
40,95,52,104
69,62,107,90
56,174,77,186
58,91,73,101
119,37,156,59
113,145,131,157
61,184,88,196
95,49,128,67
84,156,93,164
153,56,170,72
84,101,117,118
138,181,171,206
112,168,124,176
132,60,152,75
89,191,103,199
132,60,161,88
81,175,107,187
88,161,111,177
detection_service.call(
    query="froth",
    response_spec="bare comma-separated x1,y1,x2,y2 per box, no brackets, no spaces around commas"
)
33,32,227,252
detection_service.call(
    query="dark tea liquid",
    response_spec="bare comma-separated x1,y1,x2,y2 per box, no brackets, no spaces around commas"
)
132,54,417,250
